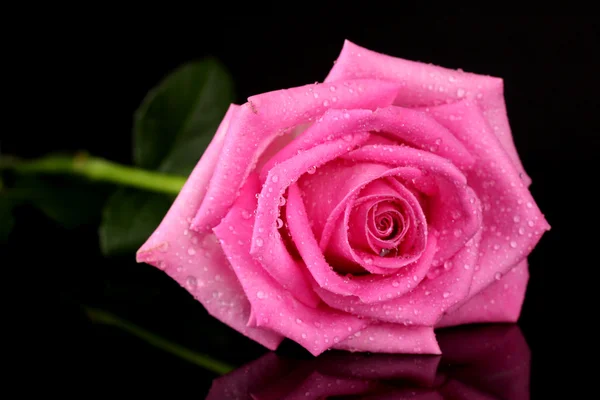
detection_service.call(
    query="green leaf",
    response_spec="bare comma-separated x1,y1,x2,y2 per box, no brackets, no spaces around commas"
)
133,58,235,176
7,176,110,229
99,188,173,256
0,197,15,242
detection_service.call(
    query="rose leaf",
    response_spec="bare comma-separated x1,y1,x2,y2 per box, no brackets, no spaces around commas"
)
133,58,235,176
99,188,172,256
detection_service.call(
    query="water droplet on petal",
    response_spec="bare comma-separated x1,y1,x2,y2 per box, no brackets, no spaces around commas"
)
275,218,284,229
513,216,521,223
443,292,450,298
457,88,466,98
301,333,307,339
255,237,264,247
256,291,266,299
186,276,197,289
333,336,340,343
392,280,399,287
510,241,517,248
241,209,253,219
463,264,471,270
307,166,317,174
187,247,196,256
296,318,303,324
363,256,373,265
526,202,533,208
518,227,526,235
379,248,391,257
528,220,535,227
495,272,503,280
271,175,279,183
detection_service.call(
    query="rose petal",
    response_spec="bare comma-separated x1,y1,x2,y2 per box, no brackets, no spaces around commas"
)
424,100,550,297
436,260,529,328
317,230,480,326
332,324,441,354
213,173,368,356
135,105,283,350
368,106,475,170
344,145,482,265
250,132,370,307
325,39,529,184
192,79,401,233
328,175,428,274
288,183,438,303
259,108,374,181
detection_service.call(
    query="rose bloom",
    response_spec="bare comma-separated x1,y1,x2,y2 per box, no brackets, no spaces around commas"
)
137,40,550,355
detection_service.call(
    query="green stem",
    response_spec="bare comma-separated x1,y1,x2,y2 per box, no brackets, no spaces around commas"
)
85,307,235,375
0,153,186,196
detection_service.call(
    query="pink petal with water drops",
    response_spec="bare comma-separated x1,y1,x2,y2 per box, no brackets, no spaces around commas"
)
287,183,437,303
135,105,283,351
327,175,428,275
332,324,441,354
191,79,401,234
424,100,550,297
250,133,370,307
343,145,482,266
317,230,480,326
325,39,529,185
214,173,368,356
437,260,529,328
259,108,374,181
367,106,475,170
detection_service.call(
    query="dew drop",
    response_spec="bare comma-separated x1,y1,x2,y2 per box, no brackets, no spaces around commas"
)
322,100,329,107
443,292,450,298
241,209,253,219
343,133,353,141
495,272,503,281
275,218,284,229
379,248,391,257
333,336,340,343
518,227,526,235
457,88,466,98
271,175,279,183
187,247,196,256
526,202,533,208
296,318,303,324
453,229,463,237
363,256,373,265
528,220,535,227
510,241,517,248
463,264,471,270
301,333,307,339
368,336,374,341
255,237,264,247
513,215,521,223
307,166,317,174
392,280,400,287
185,276,197,289
256,291,266,299
329,85,336,92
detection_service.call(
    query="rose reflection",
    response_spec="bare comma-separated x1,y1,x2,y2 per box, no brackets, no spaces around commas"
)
206,324,529,400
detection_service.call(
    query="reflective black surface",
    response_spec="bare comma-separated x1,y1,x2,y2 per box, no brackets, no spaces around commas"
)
206,324,529,399
8,16,596,397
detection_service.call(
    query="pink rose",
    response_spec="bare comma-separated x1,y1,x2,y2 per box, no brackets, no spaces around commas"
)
206,325,529,399
136,40,549,355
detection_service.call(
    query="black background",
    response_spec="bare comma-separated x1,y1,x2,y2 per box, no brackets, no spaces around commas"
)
5,16,597,396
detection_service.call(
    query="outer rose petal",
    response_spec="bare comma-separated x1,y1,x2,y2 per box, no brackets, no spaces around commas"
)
213,172,368,356
325,39,529,185
332,324,441,354
192,79,401,234
424,100,550,297
136,105,282,350
251,128,371,307
436,260,529,328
